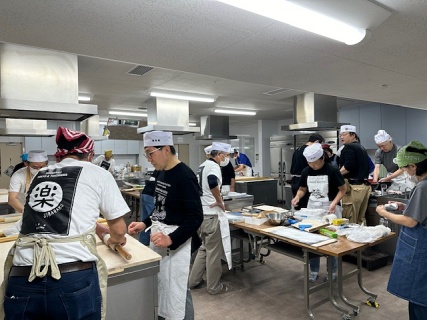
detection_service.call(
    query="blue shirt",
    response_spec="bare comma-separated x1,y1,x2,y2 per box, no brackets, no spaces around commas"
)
235,153,252,167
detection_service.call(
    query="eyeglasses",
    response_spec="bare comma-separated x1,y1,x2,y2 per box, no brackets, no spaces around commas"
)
144,148,162,159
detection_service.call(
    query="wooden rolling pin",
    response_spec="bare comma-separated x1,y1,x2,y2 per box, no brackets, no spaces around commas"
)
0,235,18,243
102,234,132,260
0,216,21,223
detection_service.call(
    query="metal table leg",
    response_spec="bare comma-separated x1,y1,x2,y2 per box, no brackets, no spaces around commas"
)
336,255,361,315
356,250,377,301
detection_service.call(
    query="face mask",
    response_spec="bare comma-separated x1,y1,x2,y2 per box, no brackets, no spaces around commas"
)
220,157,230,167
30,168,39,175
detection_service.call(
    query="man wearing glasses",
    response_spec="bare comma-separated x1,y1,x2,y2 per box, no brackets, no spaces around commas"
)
8,150,49,213
339,125,371,224
128,131,203,320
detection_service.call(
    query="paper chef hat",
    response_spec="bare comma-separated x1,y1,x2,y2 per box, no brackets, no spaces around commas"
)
28,150,48,162
303,143,324,162
143,131,174,147
212,142,231,152
204,145,213,155
374,130,391,144
104,150,113,157
340,125,357,134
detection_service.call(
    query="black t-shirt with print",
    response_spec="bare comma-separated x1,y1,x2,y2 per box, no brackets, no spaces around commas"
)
142,162,203,250
299,163,345,201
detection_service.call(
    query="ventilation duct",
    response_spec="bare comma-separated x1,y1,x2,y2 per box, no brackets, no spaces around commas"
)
0,43,97,122
281,93,348,131
80,115,108,141
137,97,200,135
195,115,237,140
0,119,56,137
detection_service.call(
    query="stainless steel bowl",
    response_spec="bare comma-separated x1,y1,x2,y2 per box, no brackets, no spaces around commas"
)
266,212,287,226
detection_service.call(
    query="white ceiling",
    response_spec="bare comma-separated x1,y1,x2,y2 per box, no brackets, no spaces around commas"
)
1,0,427,125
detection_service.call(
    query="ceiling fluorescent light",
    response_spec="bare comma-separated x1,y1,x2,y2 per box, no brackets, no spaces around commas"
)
216,0,367,45
150,91,215,103
214,109,256,116
109,111,147,117
189,122,197,127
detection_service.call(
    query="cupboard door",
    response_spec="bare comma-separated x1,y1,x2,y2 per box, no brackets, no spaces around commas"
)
406,108,427,144
359,103,381,149
114,140,127,154
127,140,140,154
381,104,406,147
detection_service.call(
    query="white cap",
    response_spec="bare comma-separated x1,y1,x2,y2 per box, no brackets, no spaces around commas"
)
212,142,231,152
143,131,173,147
303,143,324,162
340,125,356,134
204,145,213,155
374,129,391,144
28,150,48,162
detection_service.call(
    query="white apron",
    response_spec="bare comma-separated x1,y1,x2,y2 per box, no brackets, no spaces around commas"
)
306,175,342,218
150,222,191,320
203,205,232,270
218,211,232,269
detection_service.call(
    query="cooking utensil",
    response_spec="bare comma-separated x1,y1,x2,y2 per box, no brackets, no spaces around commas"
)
266,212,287,226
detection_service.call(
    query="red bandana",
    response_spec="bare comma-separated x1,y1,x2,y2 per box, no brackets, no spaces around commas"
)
55,127,94,157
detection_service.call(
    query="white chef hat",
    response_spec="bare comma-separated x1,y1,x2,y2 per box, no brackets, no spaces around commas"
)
340,125,357,134
303,143,324,162
212,142,231,152
204,145,213,155
374,130,391,144
28,150,48,162
143,131,174,147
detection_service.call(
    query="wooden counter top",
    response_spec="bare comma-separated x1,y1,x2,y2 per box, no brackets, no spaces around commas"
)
0,222,161,281
231,220,396,257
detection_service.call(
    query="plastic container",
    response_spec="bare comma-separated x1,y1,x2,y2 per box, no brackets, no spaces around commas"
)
244,217,268,225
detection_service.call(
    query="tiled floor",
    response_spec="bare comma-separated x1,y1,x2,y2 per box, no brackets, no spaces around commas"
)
191,251,408,320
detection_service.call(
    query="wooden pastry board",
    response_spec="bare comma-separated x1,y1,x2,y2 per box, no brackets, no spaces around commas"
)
292,219,329,233
263,226,337,247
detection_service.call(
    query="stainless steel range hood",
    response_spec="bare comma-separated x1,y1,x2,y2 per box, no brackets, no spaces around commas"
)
281,93,348,131
0,43,97,122
0,119,56,137
195,115,237,140
137,97,200,135
80,115,108,141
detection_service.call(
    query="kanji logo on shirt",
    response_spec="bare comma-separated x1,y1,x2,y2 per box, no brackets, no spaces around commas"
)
28,182,63,213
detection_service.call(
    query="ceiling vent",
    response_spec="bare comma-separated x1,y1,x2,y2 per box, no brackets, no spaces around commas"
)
127,65,154,76
262,88,292,95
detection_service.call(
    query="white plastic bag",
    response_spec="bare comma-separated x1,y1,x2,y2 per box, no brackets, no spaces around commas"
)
344,225,391,243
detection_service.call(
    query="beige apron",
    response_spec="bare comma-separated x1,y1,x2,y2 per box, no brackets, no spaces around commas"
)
0,227,108,320
342,180,371,224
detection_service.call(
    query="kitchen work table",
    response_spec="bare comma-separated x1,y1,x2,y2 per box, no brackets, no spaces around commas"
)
121,189,142,222
0,221,161,320
229,218,396,320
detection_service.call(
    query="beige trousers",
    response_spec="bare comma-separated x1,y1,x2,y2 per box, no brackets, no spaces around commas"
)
342,179,371,224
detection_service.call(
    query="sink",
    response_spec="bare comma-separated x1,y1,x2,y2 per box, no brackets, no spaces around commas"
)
377,193,409,205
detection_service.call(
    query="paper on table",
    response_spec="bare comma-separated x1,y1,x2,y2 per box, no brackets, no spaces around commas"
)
264,226,333,245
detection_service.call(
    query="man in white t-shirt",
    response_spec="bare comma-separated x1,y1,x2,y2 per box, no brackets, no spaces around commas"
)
8,150,49,213
93,149,116,173
189,142,233,295
3,127,128,320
